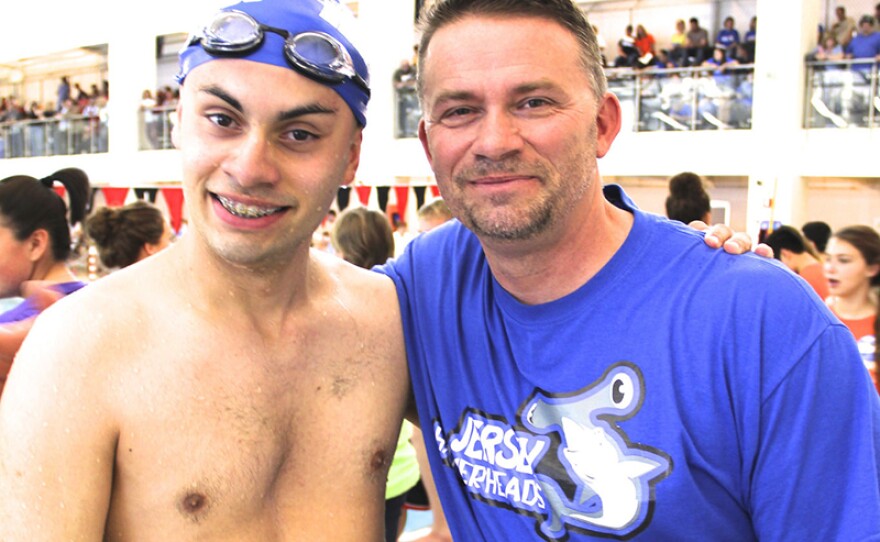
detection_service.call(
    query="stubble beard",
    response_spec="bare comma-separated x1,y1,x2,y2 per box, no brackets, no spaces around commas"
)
448,152,593,243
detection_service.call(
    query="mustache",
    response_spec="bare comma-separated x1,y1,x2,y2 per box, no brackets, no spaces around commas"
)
455,158,545,180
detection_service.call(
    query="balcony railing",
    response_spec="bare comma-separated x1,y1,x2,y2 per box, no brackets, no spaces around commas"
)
6,59,876,161
606,64,755,132
139,105,176,150
0,113,109,158
804,58,880,129
394,87,421,139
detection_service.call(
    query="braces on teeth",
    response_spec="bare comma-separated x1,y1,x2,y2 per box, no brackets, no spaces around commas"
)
217,195,280,218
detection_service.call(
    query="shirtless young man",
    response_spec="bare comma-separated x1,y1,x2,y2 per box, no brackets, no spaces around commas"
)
0,1,409,539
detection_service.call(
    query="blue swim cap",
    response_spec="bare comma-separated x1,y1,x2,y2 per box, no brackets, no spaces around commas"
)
177,0,370,126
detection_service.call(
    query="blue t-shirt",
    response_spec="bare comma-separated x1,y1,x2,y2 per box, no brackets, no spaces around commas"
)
846,31,880,70
382,185,880,541
0,281,86,324
716,28,740,48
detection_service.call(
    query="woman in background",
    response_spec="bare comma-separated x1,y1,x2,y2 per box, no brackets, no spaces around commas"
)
824,225,880,393
665,171,711,225
0,168,91,392
85,200,173,270
331,207,421,542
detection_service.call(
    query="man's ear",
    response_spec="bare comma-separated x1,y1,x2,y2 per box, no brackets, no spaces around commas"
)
418,118,434,168
341,129,363,187
170,103,183,149
595,93,622,158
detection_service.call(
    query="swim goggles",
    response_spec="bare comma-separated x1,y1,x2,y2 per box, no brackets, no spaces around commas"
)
185,10,370,96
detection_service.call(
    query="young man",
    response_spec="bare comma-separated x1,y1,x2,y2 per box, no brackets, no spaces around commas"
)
0,1,409,539
382,0,880,540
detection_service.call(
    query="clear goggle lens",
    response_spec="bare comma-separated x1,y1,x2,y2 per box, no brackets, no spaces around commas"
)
192,10,369,93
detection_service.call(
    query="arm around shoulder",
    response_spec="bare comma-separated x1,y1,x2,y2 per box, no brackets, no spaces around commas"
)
0,300,117,540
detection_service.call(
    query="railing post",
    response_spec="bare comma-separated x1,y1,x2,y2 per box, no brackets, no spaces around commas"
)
634,74,641,132
870,62,878,127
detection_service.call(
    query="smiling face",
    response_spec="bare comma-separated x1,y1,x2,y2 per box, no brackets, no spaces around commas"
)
417,15,619,243
173,59,362,268
824,237,880,299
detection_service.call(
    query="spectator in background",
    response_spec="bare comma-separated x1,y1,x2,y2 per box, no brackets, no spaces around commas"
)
744,15,757,43
685,16,710,66
802,220,832,255
56,76,70,113
715,16,740,57
0,168,91,394
730,42,754,64
824,225,880,394
634,24,656,57
763,225,830,300
845,15,880,67
417,197,454,233
665,171,711,224
393,58,419,137
139,89,159,149
832,5,857,48
85,200,174,270
809,34,845,61
669,18,688,66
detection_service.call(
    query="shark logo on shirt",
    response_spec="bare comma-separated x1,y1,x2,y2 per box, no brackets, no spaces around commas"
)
523,362,672,539
435,362,672,541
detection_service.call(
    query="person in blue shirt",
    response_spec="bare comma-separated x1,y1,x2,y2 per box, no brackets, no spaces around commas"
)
714,15,740,56
381,0,880,540
845,15,880,69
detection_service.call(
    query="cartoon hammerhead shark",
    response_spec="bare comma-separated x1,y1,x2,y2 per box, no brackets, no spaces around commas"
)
523,362,671,539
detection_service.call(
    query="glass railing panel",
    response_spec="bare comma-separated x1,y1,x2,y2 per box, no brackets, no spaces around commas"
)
0,114,108,158
394,86,420,139
607,65,754,132
138,105,176,150
805,59,879,129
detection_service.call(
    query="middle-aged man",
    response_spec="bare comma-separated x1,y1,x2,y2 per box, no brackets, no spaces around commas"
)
380,0,880,540
0,0,410,539
0,1,819,541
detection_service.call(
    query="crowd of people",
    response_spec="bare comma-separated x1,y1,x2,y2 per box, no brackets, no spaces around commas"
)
608,15,756,71
0,0,878,541
0,76,109,157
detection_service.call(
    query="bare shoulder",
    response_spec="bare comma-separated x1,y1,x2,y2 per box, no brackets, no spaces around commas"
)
6,255,174,398
311,249,401,323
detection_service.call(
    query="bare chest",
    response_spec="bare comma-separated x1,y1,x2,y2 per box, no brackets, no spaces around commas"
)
103,327,402,540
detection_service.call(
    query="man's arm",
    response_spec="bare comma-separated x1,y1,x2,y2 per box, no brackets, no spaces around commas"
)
0,303,117,540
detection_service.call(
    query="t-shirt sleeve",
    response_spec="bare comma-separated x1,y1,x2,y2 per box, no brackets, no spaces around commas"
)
749,323,880,540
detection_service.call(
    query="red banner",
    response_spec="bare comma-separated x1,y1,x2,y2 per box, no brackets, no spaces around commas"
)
355,185,372,206
394,186,409,217
101,187,130,207
161,187,185,234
